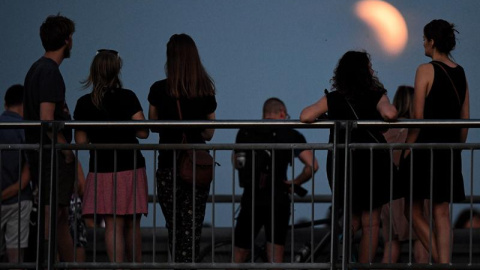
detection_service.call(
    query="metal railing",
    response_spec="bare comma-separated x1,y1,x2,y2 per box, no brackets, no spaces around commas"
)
0,119,479,270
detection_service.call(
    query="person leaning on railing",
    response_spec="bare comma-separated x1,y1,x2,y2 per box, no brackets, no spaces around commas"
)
74,49,149,263
300,50,397,265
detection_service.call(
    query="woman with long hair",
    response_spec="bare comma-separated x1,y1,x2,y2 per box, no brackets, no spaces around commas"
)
301,50,397,264
148,34,216,263
74,49,149,263
403,19,469,263
381,86,429,264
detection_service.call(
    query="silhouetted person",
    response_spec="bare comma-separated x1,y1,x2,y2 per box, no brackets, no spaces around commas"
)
402,19,469,263
23,14,76,263
0,84,33,264
234,98,318,263
301,50,397,265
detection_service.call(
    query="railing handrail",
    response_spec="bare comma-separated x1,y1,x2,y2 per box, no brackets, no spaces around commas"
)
2,119,480,129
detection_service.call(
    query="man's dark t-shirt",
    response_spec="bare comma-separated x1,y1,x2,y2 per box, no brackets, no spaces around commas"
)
23,57,72,145
235,127,306,202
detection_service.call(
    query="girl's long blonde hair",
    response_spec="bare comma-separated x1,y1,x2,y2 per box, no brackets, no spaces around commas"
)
392,85,414,119
82,50,122,108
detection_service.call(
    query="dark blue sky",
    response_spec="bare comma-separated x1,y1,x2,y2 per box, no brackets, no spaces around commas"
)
1,0,478,225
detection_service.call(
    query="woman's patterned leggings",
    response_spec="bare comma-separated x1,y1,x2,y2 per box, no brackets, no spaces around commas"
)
156,168,210,263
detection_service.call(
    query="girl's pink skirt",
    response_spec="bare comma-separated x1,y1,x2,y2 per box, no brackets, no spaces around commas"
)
82,168,148,216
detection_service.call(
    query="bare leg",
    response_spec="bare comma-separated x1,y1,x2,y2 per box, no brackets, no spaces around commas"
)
125,215,142,262
44,206,50,241
6,248,25,263
381,240,400,263
234,246,250,263
410,200,439,262
265,242,284,263
358,208,380,264
104,215,125,263
57,207,75,262
46,206,75,263
413,239,429,263
433,202,451,264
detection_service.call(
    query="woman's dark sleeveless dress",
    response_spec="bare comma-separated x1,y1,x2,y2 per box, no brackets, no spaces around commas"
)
402,61,467,203
326,90,393,214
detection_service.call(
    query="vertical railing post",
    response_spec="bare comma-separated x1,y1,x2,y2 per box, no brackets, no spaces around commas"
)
47,121,59,270
330,121,340,270
35,122,47,270
341,120,353,270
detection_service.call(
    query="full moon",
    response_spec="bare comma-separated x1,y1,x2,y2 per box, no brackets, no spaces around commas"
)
355,0,408,56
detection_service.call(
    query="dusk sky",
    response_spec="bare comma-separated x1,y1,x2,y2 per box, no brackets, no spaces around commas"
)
1,0,479,225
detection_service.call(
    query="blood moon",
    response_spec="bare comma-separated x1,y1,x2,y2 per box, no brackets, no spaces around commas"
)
355,0,408,57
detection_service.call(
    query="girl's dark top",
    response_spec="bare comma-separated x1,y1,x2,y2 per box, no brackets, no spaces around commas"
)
417,61,467,143
74,88,146,173
326,90,392,213
326,90,387,144
403,61,467,203
148,79,217,168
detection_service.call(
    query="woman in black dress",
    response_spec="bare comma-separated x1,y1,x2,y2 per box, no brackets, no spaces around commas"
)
148,34,216,263
301,51,397,264
403,19,469,263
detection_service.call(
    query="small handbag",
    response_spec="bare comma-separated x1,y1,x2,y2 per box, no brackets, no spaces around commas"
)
176,100,214,188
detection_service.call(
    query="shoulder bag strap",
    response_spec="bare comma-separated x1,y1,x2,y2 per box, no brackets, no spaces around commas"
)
344,96,381,144
431,61,461,106
176,99,188,144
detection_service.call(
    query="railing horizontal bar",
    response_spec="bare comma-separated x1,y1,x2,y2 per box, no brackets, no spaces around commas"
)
65,120,335,129
52,142,480,151
57,143,333,151
0,262,36,269
350,262,480,269
350,142,480,150
54,262,333,269
0,121,41,128
51,261,480,270
0,144,39,150
356,119,480,128
4,142,479,151
52,261,480,269
145,194,480,204
2,119,480,129
58,119,480,129
144,194,335,203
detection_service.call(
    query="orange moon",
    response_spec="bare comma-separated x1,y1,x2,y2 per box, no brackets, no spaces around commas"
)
355,0,408,56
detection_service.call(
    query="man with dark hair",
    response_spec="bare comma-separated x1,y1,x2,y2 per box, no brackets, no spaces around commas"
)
0,84,33,264
23,14,76,263
233,97,319,263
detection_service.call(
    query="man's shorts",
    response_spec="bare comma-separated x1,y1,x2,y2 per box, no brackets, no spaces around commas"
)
1,201,33,248
234,197,291,249
29,152,75,207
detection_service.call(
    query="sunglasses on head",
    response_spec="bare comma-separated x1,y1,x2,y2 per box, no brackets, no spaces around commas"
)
96,49,119,56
